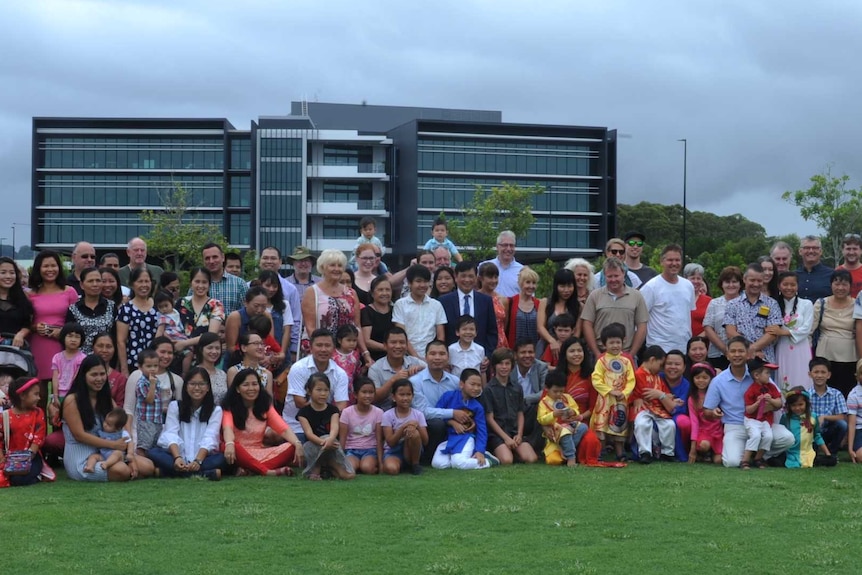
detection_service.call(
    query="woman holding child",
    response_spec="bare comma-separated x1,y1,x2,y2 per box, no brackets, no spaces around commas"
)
62,354,153,481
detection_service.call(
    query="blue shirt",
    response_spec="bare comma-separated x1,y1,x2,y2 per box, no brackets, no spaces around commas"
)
809,386,848,417
723,292,782,362
662,374,690,416
796,263,834,302
703,366,752,425
410,368,460,420
435,389,487,455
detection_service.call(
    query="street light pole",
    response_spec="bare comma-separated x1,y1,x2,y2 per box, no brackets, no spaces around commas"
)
677,138,687,259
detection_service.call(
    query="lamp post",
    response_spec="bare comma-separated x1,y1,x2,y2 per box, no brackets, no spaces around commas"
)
677,138,687,259
0,237,6,258
12,223,30,257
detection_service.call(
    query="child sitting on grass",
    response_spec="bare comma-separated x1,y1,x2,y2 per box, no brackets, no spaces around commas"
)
687,362,723,464
297,372,355,481
807,357,848,457
845,360,862,463
631,345,678,464
482,348,538,465
84,408,131,474
741,358,783,470
538,371,588,467
590,323,636,462
339,377,383,475
381,379,428,475
779,387,836,468
431,368,498,470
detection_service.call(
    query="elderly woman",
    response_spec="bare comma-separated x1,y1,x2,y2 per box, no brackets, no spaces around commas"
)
812,269,857,396
62,354,154,481
146,367,225,480
0,256,33,347
564,258,596,307
683,263,712,337
506,266,541,350
222,368,305,476
66,267,116,355
116,267,159,376
360,275,394,362
702,266,742,370
301,249,368,360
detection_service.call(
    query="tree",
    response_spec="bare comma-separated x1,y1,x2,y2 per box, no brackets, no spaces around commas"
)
445,182,543,260
782,165,862,265
141,183,229,271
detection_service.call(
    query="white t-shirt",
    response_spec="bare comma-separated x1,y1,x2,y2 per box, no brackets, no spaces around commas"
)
639,274,696,352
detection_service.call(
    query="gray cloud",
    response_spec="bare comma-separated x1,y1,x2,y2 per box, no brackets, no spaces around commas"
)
2,0,859,246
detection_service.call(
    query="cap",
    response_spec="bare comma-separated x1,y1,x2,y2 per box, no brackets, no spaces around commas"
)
286,246,315,262
747,358,778,372
624,231,646,242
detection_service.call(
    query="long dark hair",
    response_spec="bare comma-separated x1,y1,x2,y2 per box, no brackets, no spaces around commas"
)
98,267,124,307
179,367,215,424
0,256,33,316
547,268,580,327
30,250,66,292
554,337,592,379
222,368,271,430
63,354,112,431
756,255,779,298
430,266,455,298
195,332,222,366
775,271,799,320
257,270,285,314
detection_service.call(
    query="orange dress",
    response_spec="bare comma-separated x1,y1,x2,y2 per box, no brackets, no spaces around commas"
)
491,293,509,350
223,406,293,468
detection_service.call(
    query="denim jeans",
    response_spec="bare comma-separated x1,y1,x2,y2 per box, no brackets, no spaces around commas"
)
821,419,848,454
147,447,225,477
558,423,588,459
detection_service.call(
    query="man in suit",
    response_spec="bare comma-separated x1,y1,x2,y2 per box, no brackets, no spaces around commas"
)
508,339,549,452
438,261,498,355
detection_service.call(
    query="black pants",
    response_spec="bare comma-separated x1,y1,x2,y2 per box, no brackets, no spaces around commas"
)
421,419,449,465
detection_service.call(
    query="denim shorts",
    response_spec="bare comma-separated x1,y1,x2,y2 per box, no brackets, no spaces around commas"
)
346,448,377,459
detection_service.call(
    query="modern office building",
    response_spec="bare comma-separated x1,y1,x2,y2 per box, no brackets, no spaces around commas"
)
32,104,615,263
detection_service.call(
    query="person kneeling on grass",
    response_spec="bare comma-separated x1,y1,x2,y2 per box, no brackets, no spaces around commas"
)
147,367,226,481
84,407,131,474
431,369,499,470
538,371,587,467
222,368,305,477
297,372,355,481
778,387,836,468
631,346,679,464
381,379,428,475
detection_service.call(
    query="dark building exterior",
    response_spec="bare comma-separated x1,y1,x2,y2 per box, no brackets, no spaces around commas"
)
32,104,615,263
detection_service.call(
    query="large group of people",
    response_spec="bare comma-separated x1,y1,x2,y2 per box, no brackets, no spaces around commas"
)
2,220,862,488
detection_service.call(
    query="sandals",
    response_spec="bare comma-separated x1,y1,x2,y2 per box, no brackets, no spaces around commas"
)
739,461,751,470
753,459,767,469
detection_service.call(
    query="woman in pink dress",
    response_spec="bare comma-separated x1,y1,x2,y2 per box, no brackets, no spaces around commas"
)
28,251,79,397
221,368,305,476
477,262,509,350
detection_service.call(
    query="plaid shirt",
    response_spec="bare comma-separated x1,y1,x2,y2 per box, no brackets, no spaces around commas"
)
723,292,782,362
208,273,248,316
136,375,164,424
810,386,848,417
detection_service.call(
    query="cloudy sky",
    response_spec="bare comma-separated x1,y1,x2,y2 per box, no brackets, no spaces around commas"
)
3,0,860,249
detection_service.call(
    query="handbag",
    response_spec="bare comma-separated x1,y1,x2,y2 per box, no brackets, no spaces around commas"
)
2,410,33,476
811,298,826,352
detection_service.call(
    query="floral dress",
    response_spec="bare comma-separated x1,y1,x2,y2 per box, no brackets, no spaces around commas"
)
176,297,225,338
312,284,357,336
117,301,159,370
491,293,509,350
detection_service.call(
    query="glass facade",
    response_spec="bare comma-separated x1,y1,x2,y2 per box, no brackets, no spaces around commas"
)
418,139,597,176
417,177,598,213
230,138,251,169
321,217,359,239
40,211,222,245
229,176,251,207
40,137,224,170
322,145,372,166
257,131,304,256
40,175,222,207
321,182,373,203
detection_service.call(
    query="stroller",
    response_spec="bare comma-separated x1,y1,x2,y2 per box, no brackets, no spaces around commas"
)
0,338,38,409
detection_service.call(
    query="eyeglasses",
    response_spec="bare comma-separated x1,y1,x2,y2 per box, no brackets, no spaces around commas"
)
248,341,264,347
358,256,376,261
801,246,821,251
626,240,644,247
608,249,625,256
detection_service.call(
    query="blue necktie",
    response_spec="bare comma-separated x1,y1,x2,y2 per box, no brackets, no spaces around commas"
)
463,293,470,316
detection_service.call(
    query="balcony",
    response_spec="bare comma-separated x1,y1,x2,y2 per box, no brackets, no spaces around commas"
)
306,199,389,216
306,162,389,180
304,238,360,253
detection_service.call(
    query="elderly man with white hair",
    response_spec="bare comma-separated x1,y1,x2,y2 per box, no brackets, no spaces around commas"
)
479,231,523,298
118,237,164,294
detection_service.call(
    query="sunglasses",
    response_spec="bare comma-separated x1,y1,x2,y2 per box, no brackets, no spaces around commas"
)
844,233,861,240
608,249,625,256
627,240,644,247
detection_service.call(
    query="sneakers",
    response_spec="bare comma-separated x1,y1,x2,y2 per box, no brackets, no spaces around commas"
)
659,455,676,463
203,469,222,481
639,453,653,465
411,464,424,476
484,451,500,467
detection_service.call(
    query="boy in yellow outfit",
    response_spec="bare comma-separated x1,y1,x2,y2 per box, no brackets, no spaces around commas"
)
538,371,588,467
590,323,636,461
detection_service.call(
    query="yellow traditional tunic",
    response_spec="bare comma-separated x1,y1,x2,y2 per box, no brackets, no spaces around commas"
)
537,393,581,461
590,353,636,438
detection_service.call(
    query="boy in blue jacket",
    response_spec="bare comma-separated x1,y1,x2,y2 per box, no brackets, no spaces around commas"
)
431,368,499,469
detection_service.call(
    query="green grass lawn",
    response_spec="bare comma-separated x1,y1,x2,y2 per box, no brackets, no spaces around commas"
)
1,462,858,574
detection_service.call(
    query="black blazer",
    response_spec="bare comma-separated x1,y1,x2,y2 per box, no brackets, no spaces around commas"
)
439,290,498,355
